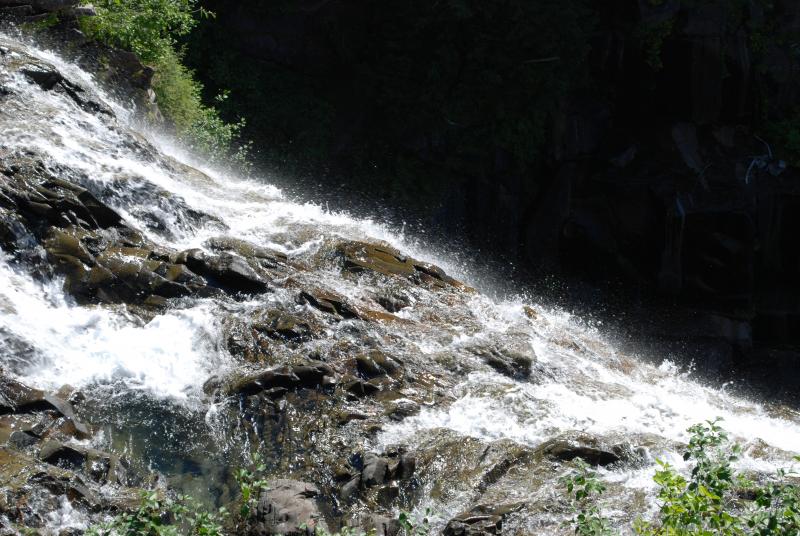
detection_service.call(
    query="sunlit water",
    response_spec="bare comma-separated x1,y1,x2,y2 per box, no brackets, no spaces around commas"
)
1,30,799,533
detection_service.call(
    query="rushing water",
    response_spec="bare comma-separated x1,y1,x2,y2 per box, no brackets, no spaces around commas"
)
1,30,799,534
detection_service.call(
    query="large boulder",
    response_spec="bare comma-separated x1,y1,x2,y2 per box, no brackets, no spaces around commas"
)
252,479,326,536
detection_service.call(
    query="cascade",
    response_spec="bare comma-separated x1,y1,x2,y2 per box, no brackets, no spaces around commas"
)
0,31,798,534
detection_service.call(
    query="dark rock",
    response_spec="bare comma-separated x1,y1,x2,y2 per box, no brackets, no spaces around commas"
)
358,515,401,536
444,503,525,536
298,288,359,319
21,66,110,115
538,433,621,467
179,249,269,294
338,240,461,287
344,378,381,398
376,291,411,313
355,350,400,378
0,376,89,439
254,310,312,342
473,347,533,379
339,475,360,500
361,453,388,487
8,430,38,449
254,479,325,536
386,399,420,421
224,362,333,396
39,440,86,471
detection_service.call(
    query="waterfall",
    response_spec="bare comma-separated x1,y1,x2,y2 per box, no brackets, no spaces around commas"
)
1,30,798,534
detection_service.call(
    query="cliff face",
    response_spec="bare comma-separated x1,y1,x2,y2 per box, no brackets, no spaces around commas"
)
184,0,800,399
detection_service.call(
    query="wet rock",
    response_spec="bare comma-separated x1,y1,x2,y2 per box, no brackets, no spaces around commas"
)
355,350,401,378
8,430,38,449
357,515,401,536
44,226,203,304
254,310,312,342
443,504,522,536
224,362,334,397
205,236,289,272
38,440,124,483
39,440,87,471
253,479,326,536
178,249,269,294
344,378,381,398
298,288,359,319
338,240,461,287
474,347,533,379
376,291,411,313
385,399,420,421
537,432,622,467
0,376,89,438
361,453,388,487
339,475,361,500
21,65,110,115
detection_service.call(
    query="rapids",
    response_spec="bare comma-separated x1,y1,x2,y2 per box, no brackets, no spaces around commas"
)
1,30,799,534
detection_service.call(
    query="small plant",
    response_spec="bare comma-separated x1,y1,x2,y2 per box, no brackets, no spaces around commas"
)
561,459,614,536
233,452,269,520
87,490,227,536
398,508,432,536
561,419,800,535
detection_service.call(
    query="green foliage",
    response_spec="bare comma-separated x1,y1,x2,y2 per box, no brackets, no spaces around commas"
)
232,452,269,520
151,48,250,169
86,490,227,536
78,0,202,63
561,459,614,536
559,419,800,535
77,0,248,170
398,508,432,536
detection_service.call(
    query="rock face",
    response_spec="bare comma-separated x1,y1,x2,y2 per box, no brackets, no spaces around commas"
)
252,480,325,536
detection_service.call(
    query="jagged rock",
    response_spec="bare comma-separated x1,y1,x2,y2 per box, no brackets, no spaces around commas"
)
443,504,522,536
253,479,326,536
178,248,269,294
223,362,334,397
253,310,312,342
385,399,420,421
375,291,411,313
356,515,401,536
361,452,388,487
39,440,126,484
537,432,623,467
21,65,110,114
205,236,289,271
355,350,401,378
44,226,204,304
0,376,90,439
338,240,461,288
473,347,533,379
343,378,381,398
297,288,359,319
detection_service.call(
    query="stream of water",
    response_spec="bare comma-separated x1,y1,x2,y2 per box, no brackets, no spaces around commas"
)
1,31,799,534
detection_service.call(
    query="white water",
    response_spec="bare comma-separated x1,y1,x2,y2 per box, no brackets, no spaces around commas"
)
1,30,799,532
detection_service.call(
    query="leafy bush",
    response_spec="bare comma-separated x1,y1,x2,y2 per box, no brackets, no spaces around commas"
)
562,419,800,535
561,459,614,536
232,453,269,520
86,490,227,536
77,0,249,170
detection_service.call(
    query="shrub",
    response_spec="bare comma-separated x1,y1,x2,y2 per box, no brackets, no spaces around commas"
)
77,0,249,170
562,419,800,535
86,490,227,536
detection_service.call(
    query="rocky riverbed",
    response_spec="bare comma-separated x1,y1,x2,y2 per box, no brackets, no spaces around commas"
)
1,27,800,536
